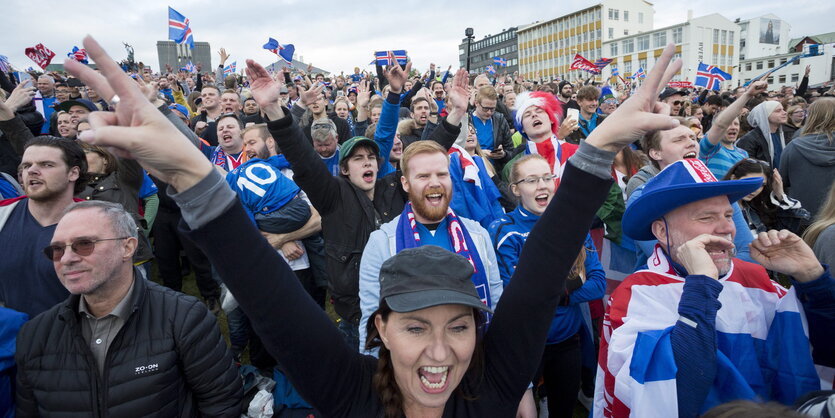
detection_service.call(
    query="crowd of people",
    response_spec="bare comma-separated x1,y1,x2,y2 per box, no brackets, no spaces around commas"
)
1,36,834,418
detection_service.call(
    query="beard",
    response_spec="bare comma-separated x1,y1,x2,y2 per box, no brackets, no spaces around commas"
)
409,185,450,223
669,230,734,277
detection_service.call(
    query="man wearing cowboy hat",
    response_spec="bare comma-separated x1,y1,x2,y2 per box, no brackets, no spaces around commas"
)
594,158,835,418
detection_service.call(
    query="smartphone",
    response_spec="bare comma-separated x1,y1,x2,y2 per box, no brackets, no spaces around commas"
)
566,108,580,122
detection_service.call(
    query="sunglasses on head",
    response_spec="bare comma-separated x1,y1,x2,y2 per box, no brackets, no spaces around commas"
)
43,237,129,261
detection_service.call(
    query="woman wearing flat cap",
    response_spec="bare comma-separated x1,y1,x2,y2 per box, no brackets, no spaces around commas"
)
63,36,687,418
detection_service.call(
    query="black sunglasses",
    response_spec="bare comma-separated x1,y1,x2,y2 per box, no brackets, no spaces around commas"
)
44,237,129,261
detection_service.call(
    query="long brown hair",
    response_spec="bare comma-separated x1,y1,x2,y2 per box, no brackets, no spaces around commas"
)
799,97,835,143
365,301,486,418
803,182,835,248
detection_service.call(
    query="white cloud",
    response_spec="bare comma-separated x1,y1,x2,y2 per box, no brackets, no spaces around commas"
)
0,0,831,75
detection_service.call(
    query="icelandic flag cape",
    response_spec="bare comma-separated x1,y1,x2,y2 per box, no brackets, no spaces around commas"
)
594,245,824,417
448,146,504,230
524,136,578,189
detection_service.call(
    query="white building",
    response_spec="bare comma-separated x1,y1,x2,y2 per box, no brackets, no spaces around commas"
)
737,32,835,89
736,14,792,61
517,0,654,80
600,13,739,88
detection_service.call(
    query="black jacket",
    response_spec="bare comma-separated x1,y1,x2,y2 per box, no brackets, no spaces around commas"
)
468,112,516,166
565,114,607,145
15,274,242,417
267,109,461,323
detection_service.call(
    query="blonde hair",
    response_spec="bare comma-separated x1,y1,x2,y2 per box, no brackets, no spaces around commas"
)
803,182,835,248
799,98,835,143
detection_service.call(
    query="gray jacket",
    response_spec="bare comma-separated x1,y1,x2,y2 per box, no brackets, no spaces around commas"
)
779,132,835,217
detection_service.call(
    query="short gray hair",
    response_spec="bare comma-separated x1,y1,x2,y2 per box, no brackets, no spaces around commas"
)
63,201,138,239
311,118,337,143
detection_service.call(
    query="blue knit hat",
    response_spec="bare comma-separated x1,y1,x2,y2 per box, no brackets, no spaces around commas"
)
623,159,763,240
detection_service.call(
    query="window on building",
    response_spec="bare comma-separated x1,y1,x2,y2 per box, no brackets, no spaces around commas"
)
637,35,649,50
740,54,745,60
791,73,799,82
610,43,618,55
597,29,602,39
767,76,774,84
639,12,644,24
768,60,775,68
729,31,734,45
624,61,632,73
653,32,667,48
721,30,727,44
720,55,726,66
713,29,719,43
780,58,787,65
756,61,763,70
623,39,634,53
614,9,619,20
740,39,746,48
624,10,629,21
778,75,786,83
639,58,647,69
608,28,614,39
673,27,683,43
624,29,629,36
712,53,718,65
793,59,800,65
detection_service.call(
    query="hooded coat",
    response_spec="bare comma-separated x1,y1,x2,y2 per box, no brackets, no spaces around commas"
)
779,132,835,217
738,101,787,168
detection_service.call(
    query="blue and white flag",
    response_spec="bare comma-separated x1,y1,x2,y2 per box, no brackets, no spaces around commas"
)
611,66,619,77
486,65,495,75
263,37,295,63
0,55,11,72
631,67,646,79
493,56,507,67
168,7,194,49
183,61,196,73
694,62,731,91
224,61,236,75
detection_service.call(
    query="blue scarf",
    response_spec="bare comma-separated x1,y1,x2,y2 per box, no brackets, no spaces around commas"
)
395,203,493,321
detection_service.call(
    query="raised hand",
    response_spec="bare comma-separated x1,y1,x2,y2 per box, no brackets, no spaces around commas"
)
446,68,470,126
771,169,786,200
3,79,37,113
244,59,284,120
218,48,230,66
749,230,823,282
585,43,682,153
64,35,211,193
557,118,579,140
297,83,324,109
356,80,371,109
383,61,413,94
746,80,768,97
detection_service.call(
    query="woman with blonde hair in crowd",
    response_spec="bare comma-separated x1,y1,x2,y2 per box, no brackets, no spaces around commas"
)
783,104,806,139
803,182,835,267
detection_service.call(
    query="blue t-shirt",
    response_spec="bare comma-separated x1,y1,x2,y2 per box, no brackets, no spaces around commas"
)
415,218,452,251
472,116,494,151
350,74,362,83
321,150,340,177
226,157,301,221
0,199,69,317
699,134,749,179
771,133,783,169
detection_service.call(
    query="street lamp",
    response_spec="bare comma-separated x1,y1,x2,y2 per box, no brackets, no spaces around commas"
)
465,27,474,72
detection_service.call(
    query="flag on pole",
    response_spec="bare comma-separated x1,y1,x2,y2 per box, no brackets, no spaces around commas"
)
224,61,236,75
611,66,620,77
594,57,614,69
486,65,496,75
493,57,507,67
374,50,408,66
631,67,646,79
24,43,56,69
263,37,295,63
0,55,12,72
694,62,731,91
569,53,601,74
168,7,194,49
67,46,88,64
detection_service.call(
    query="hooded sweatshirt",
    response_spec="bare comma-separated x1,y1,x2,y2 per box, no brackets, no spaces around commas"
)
779,132,835,217
739,101,786,168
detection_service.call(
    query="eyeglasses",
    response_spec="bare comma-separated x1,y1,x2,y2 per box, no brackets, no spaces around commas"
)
43,237,129,261
671,100,683,106
513,174,558,185
479,105,495,112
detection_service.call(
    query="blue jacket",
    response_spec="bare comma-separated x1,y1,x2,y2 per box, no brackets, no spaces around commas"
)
489,206,606,344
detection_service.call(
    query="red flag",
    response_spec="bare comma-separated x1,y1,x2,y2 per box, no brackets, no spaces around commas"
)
569,53,600,74
25,43,56,69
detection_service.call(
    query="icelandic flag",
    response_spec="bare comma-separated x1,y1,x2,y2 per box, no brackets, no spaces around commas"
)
486,65,495,75
631,67,646,79
0,55,12,72
448,145,504,229
493,56,507,67
695,62,732,91
611,66,619,77
375,50,408,66
168,7,194,49
594,57,614,69
224,61,236,75
263,37,295,63
66,46,88,64
183,61,196,73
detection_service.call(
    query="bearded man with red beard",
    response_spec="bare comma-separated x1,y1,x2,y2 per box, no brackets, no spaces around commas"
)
358,140,504,354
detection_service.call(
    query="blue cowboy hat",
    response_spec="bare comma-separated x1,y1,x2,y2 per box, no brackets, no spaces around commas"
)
623,159,763,241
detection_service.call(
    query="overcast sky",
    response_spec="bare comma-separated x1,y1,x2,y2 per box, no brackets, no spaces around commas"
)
1,0,831,75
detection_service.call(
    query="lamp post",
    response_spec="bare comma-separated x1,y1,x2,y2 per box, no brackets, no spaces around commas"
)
465,27,474,72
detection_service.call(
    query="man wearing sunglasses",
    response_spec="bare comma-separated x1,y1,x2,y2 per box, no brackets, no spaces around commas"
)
16,200,242,416
659,87,688,117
